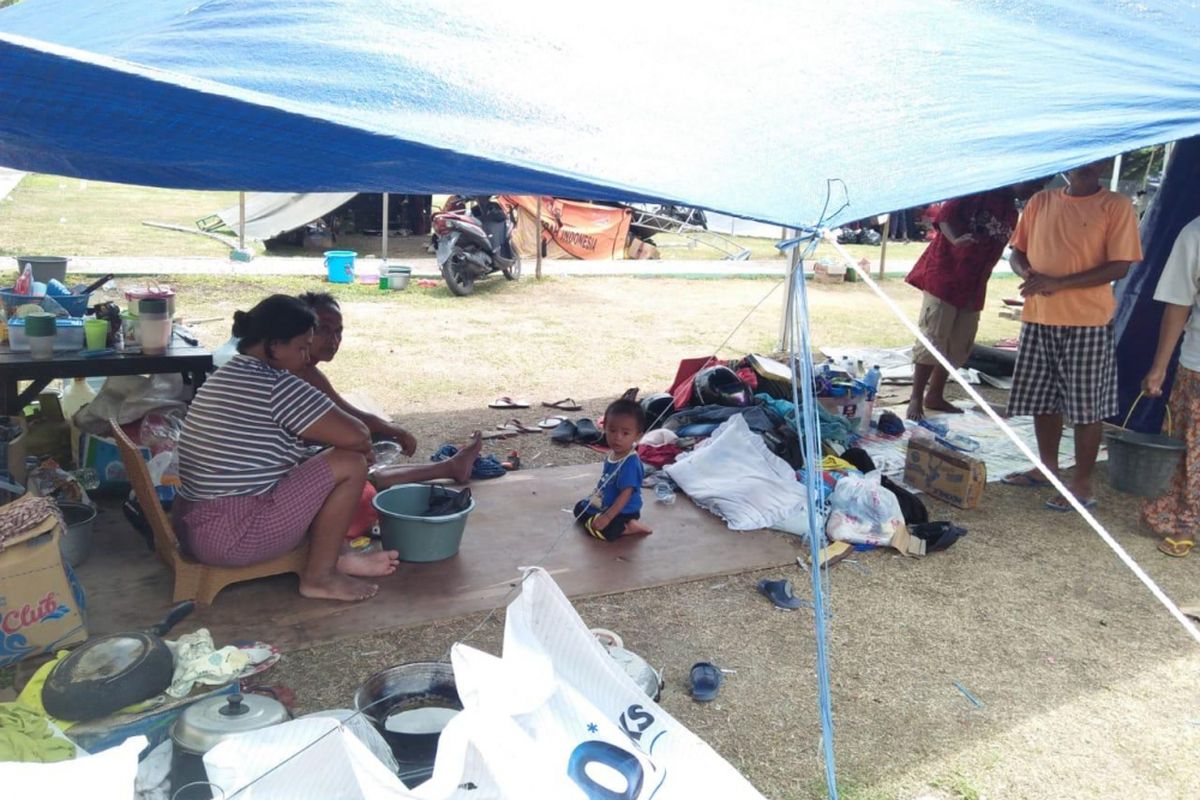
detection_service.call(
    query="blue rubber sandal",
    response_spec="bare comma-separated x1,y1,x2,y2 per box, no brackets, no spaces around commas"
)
690,661,723,702
1045,495,1097,512
757,578,804,610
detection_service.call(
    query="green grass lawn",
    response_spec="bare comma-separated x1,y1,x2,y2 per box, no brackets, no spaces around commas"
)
0,175,239,257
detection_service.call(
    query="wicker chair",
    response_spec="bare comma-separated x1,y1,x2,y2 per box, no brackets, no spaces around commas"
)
110,419,308,605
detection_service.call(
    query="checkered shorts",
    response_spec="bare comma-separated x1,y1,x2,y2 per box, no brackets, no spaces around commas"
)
1007,323,1118,425
173,455,335,566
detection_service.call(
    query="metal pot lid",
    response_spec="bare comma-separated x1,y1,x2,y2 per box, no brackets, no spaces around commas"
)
172,692,289,753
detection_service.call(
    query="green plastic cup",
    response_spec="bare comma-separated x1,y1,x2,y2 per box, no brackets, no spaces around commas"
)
84,318,108,350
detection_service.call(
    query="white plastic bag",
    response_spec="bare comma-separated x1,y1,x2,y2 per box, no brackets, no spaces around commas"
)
826,469,905,547
200,569,765,799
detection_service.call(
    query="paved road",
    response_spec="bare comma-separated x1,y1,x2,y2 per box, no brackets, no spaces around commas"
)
0,168,25,201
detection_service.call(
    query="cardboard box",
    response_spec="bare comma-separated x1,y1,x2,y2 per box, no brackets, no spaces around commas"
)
813,259,848,284
903,436,986,509
626,237,660,260
0,513,88,667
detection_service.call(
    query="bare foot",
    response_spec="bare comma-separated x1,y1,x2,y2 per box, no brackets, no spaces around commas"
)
906,398,925,421
623,519,654,536
448,431,484,484
337,549,400,577
300,573,378,602
924,397,964,414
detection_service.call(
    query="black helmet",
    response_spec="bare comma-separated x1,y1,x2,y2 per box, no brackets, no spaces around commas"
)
693,365,751,407
640,393,676,430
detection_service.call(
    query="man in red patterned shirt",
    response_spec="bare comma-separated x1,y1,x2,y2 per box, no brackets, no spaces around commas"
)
904,180,1047,420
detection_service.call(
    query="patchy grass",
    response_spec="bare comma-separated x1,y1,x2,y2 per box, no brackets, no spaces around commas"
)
0,175,930,265
0,175,240,257
111,273,1017,421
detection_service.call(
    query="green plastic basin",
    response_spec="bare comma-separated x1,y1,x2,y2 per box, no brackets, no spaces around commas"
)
372,484,474,562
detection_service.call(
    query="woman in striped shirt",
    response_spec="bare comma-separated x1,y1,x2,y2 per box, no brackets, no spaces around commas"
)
174,295,478,601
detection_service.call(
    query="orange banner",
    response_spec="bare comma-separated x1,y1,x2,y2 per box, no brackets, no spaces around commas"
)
502,195,632,260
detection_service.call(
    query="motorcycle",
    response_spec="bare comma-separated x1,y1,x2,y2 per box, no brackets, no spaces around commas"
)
432,196,521,296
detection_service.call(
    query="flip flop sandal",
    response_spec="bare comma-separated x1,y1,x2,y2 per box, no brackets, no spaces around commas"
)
1045,496,1097,512
756,578,805,610
481,429,518,440
489,396,530,410
538,416,567,429
505,419,541,434
689,661,723,702
574,418,604,445
550,419,578,444
1158,537,1195,558
908,521,969,552
1001,471,1053,488
542,398,582,411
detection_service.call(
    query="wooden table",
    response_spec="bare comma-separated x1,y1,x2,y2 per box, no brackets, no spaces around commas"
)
0,345,213,415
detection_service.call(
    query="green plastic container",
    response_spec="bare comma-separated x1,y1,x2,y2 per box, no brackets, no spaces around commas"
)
373,484,474,562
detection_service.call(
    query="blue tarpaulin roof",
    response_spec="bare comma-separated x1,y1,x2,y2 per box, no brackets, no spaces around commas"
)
1,0,1199,228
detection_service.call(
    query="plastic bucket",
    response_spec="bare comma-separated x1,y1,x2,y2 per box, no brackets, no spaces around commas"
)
387,266,412,291
1105,394,1186,498
353,662,461,788
17,256,68,283
324,250,357,284
372,484,473,562
58,502,97,567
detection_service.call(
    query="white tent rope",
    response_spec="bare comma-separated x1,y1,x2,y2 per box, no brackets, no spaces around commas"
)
824,232,1200,646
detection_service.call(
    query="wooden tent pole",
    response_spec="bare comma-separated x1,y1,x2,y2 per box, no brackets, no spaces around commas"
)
878,216,890,278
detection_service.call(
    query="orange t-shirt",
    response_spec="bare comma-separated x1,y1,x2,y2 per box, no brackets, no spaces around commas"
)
1010,187,1143,326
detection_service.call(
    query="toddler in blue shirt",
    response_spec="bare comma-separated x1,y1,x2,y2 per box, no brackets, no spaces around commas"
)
574,399,653,541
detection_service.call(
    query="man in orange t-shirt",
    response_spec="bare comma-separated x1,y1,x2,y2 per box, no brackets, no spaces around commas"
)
1002,161,1143,511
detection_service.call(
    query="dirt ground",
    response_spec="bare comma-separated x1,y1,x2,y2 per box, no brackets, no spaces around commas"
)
45,275,1200,797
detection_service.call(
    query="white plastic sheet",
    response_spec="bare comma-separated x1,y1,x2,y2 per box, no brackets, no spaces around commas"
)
0,734,145,800
665,414,808,530
200,569,764,799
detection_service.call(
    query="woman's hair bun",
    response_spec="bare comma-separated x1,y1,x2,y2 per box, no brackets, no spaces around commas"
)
231,309,256,339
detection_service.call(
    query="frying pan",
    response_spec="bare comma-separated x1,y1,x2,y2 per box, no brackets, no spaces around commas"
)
42,600,194,721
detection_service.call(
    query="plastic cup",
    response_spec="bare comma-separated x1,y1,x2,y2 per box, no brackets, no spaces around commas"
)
28,337,54,360
84,318,108,350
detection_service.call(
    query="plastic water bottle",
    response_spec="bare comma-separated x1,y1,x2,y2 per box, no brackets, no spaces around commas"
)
863,364,882,400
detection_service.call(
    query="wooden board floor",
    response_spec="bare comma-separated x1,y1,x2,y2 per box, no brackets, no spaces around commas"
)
75,466,802,653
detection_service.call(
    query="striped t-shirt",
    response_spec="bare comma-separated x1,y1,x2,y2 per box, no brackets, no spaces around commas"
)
178,355,334,500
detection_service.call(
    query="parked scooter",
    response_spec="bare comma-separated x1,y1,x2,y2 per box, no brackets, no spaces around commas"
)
432,196,521,296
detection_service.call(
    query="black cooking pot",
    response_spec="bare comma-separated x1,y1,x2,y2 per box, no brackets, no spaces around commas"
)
353,662,462,787
170,692,290,800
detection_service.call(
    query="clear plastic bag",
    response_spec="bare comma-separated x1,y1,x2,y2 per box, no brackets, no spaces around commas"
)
825,468,905,547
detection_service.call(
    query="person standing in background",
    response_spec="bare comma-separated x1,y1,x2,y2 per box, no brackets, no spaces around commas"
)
905,179,1047,420
1001,161,1143,511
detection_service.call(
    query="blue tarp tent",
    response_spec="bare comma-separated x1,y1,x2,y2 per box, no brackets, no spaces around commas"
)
2,0,1200,229
1113,137,1200,432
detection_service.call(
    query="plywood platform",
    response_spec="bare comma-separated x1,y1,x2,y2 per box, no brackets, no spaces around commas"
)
76,466,802,652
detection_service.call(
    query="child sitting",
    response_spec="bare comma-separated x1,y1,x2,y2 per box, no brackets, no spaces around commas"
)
573,399,654,540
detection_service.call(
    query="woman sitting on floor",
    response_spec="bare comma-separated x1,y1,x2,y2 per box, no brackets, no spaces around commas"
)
173,295,408,601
